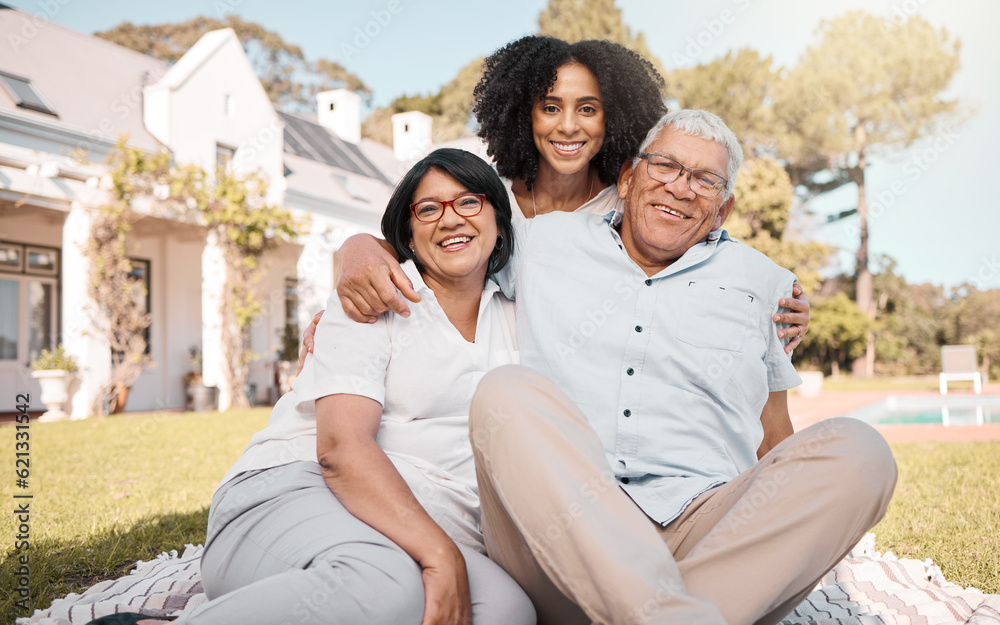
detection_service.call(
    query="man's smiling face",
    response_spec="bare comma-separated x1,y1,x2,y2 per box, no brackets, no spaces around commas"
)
617,126,735,276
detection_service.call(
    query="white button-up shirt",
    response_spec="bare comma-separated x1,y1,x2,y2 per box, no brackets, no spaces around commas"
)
494,208,801,525
220,262,518,553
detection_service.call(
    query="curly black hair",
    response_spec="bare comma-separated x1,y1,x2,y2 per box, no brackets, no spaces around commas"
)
473,36,666,190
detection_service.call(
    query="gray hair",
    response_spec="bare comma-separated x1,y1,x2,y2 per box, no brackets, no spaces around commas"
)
632,109,744,199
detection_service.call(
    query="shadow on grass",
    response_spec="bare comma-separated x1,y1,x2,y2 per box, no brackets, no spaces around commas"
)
3,507,209,624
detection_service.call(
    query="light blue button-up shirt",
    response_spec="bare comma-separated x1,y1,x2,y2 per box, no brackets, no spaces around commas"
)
493,209,802,525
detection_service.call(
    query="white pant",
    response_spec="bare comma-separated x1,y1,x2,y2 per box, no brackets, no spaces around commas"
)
178,461,535,625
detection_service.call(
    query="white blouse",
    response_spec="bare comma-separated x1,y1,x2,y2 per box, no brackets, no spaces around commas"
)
219,261,518,553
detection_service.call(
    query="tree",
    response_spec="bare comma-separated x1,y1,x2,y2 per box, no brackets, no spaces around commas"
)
667,49,778,152
86,136,302,414
85,139,164,415
537,0,664,76
726,157,830,296
772,11,961,377
797,292,871,376
362,58,484,146
96,16,369,110
947,286,1000,381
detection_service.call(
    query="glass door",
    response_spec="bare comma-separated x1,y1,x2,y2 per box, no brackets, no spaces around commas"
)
0,276,58,411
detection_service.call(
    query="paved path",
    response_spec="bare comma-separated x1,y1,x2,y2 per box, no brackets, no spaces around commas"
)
788,381,1000,443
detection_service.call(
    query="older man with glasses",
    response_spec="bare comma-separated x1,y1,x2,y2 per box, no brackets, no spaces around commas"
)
469,109,898,625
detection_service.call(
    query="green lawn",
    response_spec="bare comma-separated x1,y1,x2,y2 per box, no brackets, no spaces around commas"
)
2,410,998,623
812,374,986,393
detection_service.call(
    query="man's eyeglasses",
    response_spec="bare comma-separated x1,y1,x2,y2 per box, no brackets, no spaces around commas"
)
638,153,728,199
410,193,486,223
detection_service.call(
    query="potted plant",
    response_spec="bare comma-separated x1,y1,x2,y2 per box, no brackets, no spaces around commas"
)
31,345,80,422
183,346,217,412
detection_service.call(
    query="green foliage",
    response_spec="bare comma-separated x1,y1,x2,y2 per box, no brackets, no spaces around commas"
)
0,408,270,623
92,135,303,411
797,292,871,372
725,157,830,295
876,441,1000,595
537,0,664,76
95,16,369,110
85,137,160,415
774,12,960,190
667,49,778,152
31,345,79,372
947,286,1000,380
362,58,484,146
772,11,961,375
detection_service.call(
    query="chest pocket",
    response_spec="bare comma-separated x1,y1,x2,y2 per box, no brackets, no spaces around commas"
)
675,281,754,352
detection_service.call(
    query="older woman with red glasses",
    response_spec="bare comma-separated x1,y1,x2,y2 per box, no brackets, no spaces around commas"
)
93,150,534,625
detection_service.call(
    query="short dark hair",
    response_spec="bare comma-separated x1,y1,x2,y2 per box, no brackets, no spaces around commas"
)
381,148,514,277
473,36,667,190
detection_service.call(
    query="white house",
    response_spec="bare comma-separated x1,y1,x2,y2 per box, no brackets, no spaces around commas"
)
0,6,432,416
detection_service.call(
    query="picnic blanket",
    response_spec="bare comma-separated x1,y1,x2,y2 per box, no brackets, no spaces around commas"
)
16,534,1000,624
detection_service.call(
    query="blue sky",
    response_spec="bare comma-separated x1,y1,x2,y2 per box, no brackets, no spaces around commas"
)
10,0,999,290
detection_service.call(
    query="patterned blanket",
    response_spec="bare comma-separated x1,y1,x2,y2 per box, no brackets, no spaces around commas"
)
16,535,1000,625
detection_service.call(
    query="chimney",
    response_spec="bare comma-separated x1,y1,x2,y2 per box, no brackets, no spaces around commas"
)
391,111,432,162
317,89,361,144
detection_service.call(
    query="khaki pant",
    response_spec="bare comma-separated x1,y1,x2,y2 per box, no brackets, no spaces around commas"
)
470,365,897,625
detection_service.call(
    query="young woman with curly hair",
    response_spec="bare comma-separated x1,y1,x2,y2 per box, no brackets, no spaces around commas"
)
472,35,666,219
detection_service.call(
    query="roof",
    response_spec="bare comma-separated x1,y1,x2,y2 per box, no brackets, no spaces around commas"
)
156,28,232,91
279,110,391,186
0,5,167,152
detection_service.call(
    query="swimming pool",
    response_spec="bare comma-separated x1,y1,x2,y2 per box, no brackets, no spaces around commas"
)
841,394,1000,426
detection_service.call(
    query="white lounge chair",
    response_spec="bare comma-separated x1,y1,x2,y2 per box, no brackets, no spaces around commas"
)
939,345,982,395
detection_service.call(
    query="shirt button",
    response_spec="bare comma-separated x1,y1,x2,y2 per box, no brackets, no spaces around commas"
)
626,368,634,376
620,477,630,484
635,325,643,333
645,279,652,286
623,409,631,417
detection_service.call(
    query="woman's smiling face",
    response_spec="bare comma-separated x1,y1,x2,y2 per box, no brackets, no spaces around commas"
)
409,168,498,289
531,62,606,178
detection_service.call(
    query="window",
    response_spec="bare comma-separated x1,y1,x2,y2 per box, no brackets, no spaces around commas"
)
129,258,152,356
284,278,299,334
0,72,58,117
0,244,23,273
335,174,369,202
0,279,18,360
216,143,236,170
26,247,57,275
281,277,299,361
224,93,235,118
27,281,53,364
0,242,60,363
0,242,59,277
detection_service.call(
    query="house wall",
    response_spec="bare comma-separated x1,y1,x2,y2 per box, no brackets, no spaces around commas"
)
123,226,204,411
155,34,284,200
